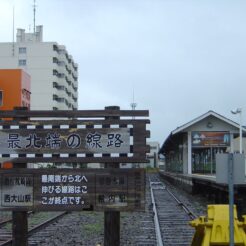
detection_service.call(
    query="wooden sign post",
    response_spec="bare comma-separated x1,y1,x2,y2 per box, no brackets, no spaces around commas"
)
104,106,120,246
12,107,28,246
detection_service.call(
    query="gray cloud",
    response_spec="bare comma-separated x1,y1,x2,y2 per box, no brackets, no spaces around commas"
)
1,0,246,143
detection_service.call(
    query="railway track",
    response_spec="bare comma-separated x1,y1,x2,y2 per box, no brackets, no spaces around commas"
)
0,212,67,246
150,175,197,246
134,178,157,246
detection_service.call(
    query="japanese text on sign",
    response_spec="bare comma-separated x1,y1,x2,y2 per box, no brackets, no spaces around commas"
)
0,128,130,154
0,169,145,211
1,175,33,207
41,174,89,206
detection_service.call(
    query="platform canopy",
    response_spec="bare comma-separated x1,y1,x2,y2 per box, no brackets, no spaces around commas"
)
159,110,244,155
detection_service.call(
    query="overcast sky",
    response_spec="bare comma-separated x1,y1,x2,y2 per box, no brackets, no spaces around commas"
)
0,0,246,144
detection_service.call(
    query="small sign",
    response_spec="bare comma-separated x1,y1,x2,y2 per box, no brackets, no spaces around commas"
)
216,153,245,184
192,131,230,147
1,175,33,207
0,168,145,211
37,171,93,210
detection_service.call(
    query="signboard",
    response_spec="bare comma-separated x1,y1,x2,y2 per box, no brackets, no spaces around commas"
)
192,131,230,147
0,168,145,211
216,153,245,184
0,128,130,154
1,175,33,207
0,119,149,163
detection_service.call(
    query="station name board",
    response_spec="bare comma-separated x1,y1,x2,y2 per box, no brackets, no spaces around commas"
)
0,119,149,163
0,128,130,154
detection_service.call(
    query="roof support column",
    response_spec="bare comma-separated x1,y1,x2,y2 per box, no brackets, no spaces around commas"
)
230,133,234,153
188,131,192,174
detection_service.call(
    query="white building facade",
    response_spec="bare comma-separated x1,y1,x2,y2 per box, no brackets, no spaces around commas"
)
0,26,78,110
146,141,160,168
120,141,160,169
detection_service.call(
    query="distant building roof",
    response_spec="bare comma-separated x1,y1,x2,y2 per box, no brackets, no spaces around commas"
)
172,110,240,135
159,110,243,154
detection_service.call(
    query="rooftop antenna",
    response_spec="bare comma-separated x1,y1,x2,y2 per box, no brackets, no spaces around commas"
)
33,0,36,33
12,6,15,56
130,89,137,119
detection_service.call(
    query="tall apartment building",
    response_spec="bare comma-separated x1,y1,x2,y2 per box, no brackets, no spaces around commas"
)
0,26,78,110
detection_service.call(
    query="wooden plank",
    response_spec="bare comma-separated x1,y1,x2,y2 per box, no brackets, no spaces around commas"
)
131,146,150,153
0,109,149,118
1,156,149,164
130,122,150,156
0,119,150,126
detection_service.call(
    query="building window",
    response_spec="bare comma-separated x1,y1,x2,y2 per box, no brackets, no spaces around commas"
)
53,69,57,75
53,82,59,88
0,91,3,106
53,57,58,64
19,59,26,66
19,47,27,54
53,44,59,52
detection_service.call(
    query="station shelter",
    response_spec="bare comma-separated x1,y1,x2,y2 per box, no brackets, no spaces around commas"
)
159,111,244,175
0,69,31,110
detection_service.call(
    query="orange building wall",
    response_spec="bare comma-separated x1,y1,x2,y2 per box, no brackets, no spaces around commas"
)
0,69,31,110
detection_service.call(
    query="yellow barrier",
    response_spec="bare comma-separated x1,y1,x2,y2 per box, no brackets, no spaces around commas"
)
190,205,246,245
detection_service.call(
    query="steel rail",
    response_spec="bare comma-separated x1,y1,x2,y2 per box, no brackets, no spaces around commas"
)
149,175,198,246
0,212,67,246
149,179,164,246
0,211,34,227
165,188,197,220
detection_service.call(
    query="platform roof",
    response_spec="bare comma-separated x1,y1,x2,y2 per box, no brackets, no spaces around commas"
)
172,110,242,135
159,110,244,154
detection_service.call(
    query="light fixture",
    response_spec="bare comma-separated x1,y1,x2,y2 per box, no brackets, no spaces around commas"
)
207,122,213,128
231,108,242,154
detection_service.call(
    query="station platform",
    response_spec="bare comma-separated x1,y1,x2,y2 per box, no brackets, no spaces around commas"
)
159,170,246,216
159,170,246,189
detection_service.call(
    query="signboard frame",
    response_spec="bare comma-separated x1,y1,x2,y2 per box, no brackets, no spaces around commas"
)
0,109,150,164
